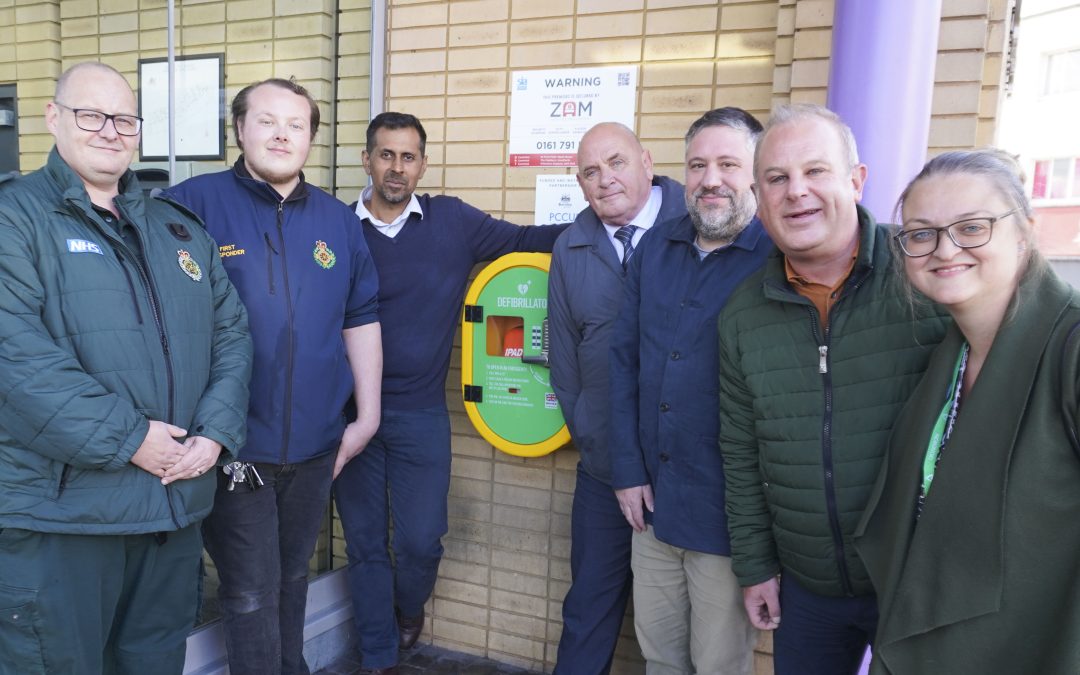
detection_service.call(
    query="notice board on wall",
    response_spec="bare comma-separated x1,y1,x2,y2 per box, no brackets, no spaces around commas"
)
139,54,225,161
508,65,638,168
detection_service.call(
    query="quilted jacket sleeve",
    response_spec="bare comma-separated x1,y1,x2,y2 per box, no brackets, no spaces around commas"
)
718,307,780,587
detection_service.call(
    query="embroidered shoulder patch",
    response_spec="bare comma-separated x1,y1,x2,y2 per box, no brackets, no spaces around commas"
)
177,249,204,281
313,240,336,269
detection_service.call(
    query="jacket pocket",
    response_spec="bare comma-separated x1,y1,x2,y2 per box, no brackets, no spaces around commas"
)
0,584,47,675
51,464,71,500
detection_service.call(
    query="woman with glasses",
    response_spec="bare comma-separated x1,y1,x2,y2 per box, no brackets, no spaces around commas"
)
854,148,1080,674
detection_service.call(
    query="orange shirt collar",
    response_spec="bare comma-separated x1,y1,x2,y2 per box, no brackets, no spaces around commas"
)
784,243,860,327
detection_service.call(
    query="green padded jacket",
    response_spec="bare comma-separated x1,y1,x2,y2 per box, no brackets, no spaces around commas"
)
856,268,1080,674
0,148,252,535
718,206,947,597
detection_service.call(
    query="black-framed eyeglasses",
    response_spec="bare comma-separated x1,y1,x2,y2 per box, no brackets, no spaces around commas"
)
54,102,143,137
894,209,1019,258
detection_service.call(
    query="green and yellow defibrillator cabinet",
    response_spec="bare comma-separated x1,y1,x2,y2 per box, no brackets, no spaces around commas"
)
461,253,570,457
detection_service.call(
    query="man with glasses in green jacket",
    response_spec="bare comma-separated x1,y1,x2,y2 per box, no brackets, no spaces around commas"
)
0,61,252,675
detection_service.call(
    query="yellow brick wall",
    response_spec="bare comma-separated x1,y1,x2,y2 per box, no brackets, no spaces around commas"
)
378,0,1014,672
335,0,373,200
0,0,372,622
0,0,1012,671
381,1,780,670
3,0,371,197
385,0,780,229
930,0,1013,155
0,0,1014,243
7,0,60,169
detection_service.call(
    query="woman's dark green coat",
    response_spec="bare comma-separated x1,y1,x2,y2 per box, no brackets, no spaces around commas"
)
855,269,1080,675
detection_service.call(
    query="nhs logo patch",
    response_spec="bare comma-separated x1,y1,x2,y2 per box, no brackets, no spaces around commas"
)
67,239,104,255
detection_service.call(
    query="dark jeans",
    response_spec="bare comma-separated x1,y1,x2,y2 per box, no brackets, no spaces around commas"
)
0,524,201,675
773,572,878,675
554,464,633,675
334,406,451,669
202,451,336,675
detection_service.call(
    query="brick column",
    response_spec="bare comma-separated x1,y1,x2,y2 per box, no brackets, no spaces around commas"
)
9,1,60,170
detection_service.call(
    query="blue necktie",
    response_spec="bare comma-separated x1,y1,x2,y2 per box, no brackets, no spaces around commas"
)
614,225,638,269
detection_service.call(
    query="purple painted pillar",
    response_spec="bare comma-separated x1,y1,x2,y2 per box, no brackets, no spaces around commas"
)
827,0,943,223
828,5,944,673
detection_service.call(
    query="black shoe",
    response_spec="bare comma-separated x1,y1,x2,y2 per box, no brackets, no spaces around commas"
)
397,607,425,650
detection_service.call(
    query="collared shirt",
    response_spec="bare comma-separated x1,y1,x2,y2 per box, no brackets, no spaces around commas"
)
784,243,860,327
354,184,424,238
601,185,662,259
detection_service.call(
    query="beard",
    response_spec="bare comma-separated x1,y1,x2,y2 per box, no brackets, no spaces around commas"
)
244,155,302,193
685,186,757,244
375,170,410,204
255,167,300,188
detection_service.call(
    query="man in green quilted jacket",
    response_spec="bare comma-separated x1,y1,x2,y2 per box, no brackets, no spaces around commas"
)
0,62,252,675
717,104,945,675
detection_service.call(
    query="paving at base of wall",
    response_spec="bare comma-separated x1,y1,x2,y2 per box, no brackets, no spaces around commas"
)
314,644,543,675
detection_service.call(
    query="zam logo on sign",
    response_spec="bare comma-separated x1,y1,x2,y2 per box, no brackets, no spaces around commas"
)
67,239,104,255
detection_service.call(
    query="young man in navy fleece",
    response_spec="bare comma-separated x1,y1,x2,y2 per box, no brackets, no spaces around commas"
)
335,112,564,674
166,78,382,675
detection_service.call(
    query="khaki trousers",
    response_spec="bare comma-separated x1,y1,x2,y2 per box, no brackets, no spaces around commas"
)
631,527,756,675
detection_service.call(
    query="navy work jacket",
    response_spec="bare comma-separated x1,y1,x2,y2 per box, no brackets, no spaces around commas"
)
609,214,772,555
548,175,686,486
167,159,379,465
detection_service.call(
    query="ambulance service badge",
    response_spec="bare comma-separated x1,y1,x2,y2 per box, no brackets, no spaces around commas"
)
177,249,203,282
313,240,336,269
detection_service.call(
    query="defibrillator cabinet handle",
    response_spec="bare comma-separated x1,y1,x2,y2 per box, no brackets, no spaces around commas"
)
521,317,550,368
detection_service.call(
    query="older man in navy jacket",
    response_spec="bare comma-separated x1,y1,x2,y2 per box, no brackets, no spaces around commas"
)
608,108,770,673
547,122,686,674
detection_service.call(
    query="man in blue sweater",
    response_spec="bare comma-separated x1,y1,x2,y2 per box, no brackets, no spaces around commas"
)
608,108,770,673
547,122,686,674
167,78,382,675
335,112,564,674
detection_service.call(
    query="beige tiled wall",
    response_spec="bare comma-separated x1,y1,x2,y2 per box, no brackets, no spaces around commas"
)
335,0,373,200
930,0,1014,154
3,0,371,198
379,4,783,668
378,0,1011,672
385,0,781,226
0,0,372,623
0,0,1010,672
4,0,60,170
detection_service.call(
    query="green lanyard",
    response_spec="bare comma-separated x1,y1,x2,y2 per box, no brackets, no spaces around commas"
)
919,343,969,509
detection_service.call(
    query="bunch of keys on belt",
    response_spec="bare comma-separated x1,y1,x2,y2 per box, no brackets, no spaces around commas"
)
222,461,264,491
